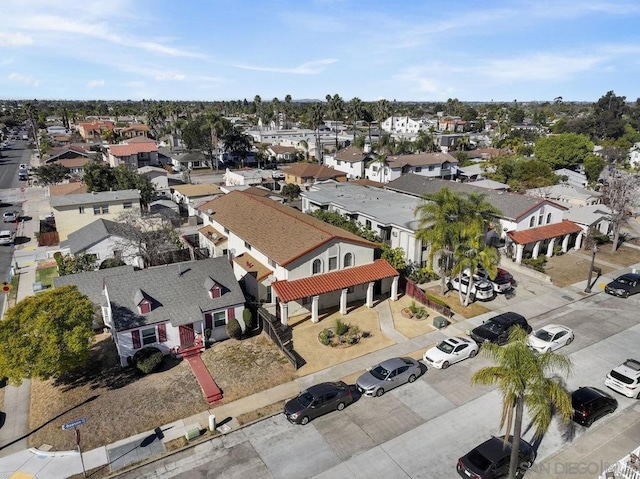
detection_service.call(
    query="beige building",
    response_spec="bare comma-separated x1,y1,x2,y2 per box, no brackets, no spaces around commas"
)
50,189,141,241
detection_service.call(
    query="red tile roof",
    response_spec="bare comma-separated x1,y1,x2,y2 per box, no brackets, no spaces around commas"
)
109,143,158,156
271,259,398,302
507,220,583,244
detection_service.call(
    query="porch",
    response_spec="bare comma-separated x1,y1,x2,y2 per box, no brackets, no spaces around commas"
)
507,220,584,264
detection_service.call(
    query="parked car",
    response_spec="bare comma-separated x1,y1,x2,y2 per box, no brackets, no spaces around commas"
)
423,336,478,369
456,435,536,479
605,358,640,399
2,211,18,223
468,268,513,293
283,381,353,425
605,273,640,298
356,357,421,397
19,163,28,171
571,386,618,427
0,230,14,245
470,312,531,346
527,324,574,353
448,275,495,301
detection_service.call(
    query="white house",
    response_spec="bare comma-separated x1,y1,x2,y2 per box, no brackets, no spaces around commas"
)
137,166,170,197
629,142,640,169
381,116,429,134
54,258,246,367
366,152,459,183
197,191,399,325
527,184,602,207
224,168,272,187
322,146,372,179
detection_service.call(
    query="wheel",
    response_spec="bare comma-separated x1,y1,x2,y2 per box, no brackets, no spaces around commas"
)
300,416,309,425
566,336,573,345
470,293,476,302
447,282,453,291
469,349,477,358
408,374,416,383
441,361,450,369
519,460,533,470
337,402,345,411
624,291,630,298
585,417,594,427
375,388,385,397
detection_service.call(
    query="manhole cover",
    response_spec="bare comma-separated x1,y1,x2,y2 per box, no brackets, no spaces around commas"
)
216,424,232,434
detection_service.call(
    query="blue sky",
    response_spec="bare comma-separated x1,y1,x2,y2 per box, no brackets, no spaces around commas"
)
1,0,640,102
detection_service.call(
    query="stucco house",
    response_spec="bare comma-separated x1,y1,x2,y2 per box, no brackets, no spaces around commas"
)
527,184,602,207
284,163,347,186
366,153,458,183
54,258,246,367
106,142,159,169
267,145,298,163
197,191,399,326
49,189,141,241
322,146,373,179
77,121,115,141
137,166,170,197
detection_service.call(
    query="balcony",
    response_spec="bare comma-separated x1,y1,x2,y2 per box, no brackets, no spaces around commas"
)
600,447,640,479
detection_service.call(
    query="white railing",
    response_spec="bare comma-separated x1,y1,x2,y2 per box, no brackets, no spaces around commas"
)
600,447,640,479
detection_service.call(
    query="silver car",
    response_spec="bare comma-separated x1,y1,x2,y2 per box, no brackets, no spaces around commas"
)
356,357,421,397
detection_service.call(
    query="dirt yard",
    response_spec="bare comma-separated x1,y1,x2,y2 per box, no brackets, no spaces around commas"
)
28,332,296,451
423,285,491,318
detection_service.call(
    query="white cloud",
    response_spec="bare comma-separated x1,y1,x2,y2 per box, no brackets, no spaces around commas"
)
8,72,39,87
234,59,337,74
87,80,105,88
483,54,604,82
0,31,33,47
154,73,187,81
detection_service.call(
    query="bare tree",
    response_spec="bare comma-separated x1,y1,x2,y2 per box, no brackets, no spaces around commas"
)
112,210,183,268
602,172,638,252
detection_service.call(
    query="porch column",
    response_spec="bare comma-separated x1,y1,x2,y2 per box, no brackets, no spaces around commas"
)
532,241,541,259
279,302,289,327
340,289,348,315
391,276,399,301
562,234,570,253
574,232,583,250
515,244,524,264
366,282,375,308
546,238,556,258
311,295,319,323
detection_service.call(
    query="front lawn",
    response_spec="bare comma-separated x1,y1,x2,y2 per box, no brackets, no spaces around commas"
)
35,263,58,289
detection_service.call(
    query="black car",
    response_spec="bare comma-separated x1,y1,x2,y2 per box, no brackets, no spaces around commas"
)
457,435,536,479
571,386,618,427
605,273,640,298
470,312,531,346
284,381,353,425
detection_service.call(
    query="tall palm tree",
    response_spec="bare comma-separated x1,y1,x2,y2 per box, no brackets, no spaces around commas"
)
472,328,573,479
348,97,363,143
309,103,325,163
325,93,344,150
272,97,281,129
284,94,292,128
376,99,391,136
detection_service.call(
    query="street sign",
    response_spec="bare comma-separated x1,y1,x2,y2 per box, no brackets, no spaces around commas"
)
62,418,87,430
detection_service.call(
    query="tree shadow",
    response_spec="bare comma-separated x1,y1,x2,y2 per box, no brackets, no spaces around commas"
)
13,236,31,245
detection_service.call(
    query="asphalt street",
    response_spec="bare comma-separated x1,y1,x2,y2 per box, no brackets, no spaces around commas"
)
116,291,640,479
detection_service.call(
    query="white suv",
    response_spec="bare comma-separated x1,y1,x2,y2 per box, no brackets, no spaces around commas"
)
447,275,495,301
0,230,14,245
605,359,640,398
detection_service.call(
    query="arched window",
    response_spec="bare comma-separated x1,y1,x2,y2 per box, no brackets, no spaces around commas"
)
529,217,535,227
546,213,552,224
344,253,353,268
312,259,322,275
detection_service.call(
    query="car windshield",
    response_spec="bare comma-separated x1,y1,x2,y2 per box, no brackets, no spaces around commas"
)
616,277,634,285
534,330,553,342
297,391,315,407
370,365,390,380
437,341,454,354
623,359,640,371
466,449,492,472
482,321,504,333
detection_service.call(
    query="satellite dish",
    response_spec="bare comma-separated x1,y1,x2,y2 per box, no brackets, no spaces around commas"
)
268,274,276,283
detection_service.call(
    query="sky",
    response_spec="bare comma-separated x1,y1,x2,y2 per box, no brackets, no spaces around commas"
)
1,0,640,102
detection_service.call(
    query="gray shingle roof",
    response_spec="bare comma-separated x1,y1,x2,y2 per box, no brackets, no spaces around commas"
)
385,174,563,221
53,258,245,331
67,219,121,255
50,189,140,208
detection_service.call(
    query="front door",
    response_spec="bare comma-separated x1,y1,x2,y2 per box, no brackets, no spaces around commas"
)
179,324,195,348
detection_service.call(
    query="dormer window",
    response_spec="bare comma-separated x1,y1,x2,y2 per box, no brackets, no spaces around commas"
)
134,289,152,314
211,285,221,299
204,276,223,298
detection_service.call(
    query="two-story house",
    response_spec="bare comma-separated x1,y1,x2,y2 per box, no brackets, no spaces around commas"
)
106,141,159,169
54,258,246,366
118,123,150,139
49,189,141,241
366,153,458,183
197,191,399,326
77,120,115,142
284,163,347,186
527,184,602,207
322,146,373,179
381,116,427,134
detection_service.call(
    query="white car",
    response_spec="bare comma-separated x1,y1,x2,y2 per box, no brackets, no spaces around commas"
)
3,211,18,223
527,324,574,353
447,275,494,301
423,336,479,369
605,359,640,399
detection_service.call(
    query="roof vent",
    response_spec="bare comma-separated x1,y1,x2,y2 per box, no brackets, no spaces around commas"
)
207,209,213,215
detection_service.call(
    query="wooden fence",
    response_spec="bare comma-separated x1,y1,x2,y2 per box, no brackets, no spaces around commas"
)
255,306,304,369
404,278,453,318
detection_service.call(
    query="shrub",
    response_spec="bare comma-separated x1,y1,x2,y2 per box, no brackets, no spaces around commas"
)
522,256,547,272
319,329,332,345
424,292,448,308
133,347,164,374
335,318,349,336
242,308,254,330
226,317,242,339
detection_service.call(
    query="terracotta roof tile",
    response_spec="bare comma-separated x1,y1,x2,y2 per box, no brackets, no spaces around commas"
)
285,163,345,180
49,182,87,196
233,252,272,281
272,259,398,302
109,143,158,156
198,191,374,266
507,220,582,244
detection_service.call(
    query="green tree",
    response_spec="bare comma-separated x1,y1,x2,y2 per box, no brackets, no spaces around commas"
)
471,327,573,479
0,285,95,386
414,130,439,153
583,154,605,183
452,235,499,306
84,163,155,208
348,97,363,143
592,90,627,140
32,163,71,185
326,93,344,150
379,244,407,271
55,253,98,275
534,133,594,169
281,183,301,201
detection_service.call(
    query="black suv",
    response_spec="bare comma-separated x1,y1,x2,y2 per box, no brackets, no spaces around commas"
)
571,386,618,427
457,435,536,479
470,312,531,346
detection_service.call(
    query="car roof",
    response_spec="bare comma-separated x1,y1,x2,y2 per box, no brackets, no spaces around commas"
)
540,324,570,334
616,273,640,281
305,382,343,396
378,357,407,370
572,386,612,404
474,437,514,462
488,312,526,324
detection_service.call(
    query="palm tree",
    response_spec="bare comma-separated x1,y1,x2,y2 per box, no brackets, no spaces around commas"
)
309,103,325,163
472,327,573,479
376,99,391,136
451,235,499,306
348,97,363,143
298,139,309,161
415,130,439,153
325,93,344,150
272,97,281,129
284,94,292,128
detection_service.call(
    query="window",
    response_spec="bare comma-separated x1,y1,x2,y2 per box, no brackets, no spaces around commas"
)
328,256,338,271
93,204,109,215
213,311,226,327
344,252,353,267
312,259,322,274
141,327,157,345
428,165,435,171
546,213,552,224
244,241,252,250
123,202,132,209
415,167,422,172
139,300,151,314
78,206,85,214
529,217,535,227
538,214,543,225
365,220,372,229
266,285,272,303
